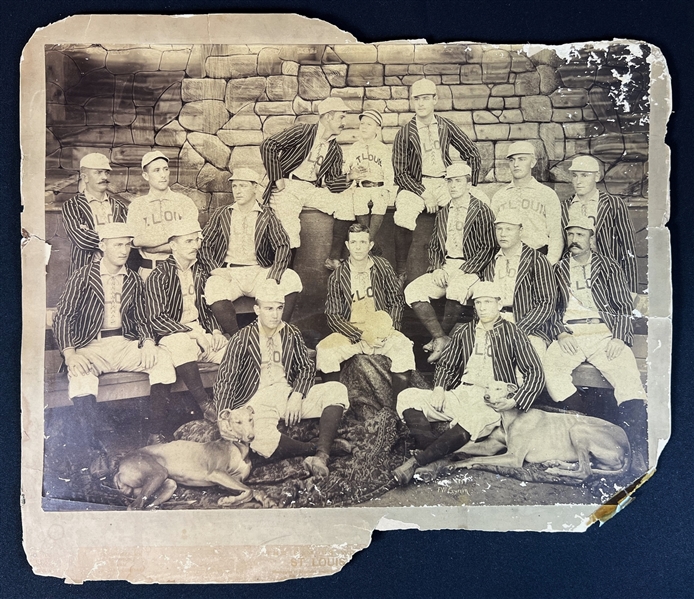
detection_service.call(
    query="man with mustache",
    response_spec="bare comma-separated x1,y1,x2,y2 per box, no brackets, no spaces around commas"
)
260,97,354,263
490,142,563,265
127,151,199,280
543,216,648,475
562,155,639,294
61,153,128,277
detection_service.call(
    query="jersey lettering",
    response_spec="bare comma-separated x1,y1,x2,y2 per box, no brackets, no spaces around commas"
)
352,286,374,302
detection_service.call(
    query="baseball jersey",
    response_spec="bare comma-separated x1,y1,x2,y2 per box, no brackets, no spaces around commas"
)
350,261,377,326
127,189,199,261
445,197,471,258
491,177,563,264
224,203,261,266
100,261,126,331
461,322,495,387
176,260,199,326
290,123,333,182
416,118,447,177
343,138,395,186
259,323,287,388
492,246,523,308
87,193,117,230
564,257,601,322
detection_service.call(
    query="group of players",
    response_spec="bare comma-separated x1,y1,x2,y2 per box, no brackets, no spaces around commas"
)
52,76,648,487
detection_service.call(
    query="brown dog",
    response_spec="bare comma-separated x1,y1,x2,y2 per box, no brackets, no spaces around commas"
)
446,381,631,481
114,406,274,509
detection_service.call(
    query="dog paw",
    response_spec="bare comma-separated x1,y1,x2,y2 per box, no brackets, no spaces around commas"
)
413,458,452,483
218,490,252,507
252,490,277,509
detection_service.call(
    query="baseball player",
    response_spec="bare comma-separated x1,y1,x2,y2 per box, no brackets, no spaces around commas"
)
404,162,496,363
477,208,556,360
52,222,177,448
317,223,415,405
393,281,545,486
260,97,355,259
392,78,482,283
490,141,564,265
562,155,639,294
127,150,199,280
325,110,396,270
145,219,228,422
214,279,351,478
61,152,128,277
543,216,648,475
198,168,303,336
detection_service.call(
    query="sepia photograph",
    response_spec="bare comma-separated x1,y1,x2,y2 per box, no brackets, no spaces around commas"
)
19,13,672,583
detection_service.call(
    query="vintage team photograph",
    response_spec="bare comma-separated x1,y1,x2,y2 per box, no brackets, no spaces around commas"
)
41,40,654,512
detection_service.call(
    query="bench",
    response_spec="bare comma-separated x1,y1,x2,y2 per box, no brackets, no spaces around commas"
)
570,334,648,390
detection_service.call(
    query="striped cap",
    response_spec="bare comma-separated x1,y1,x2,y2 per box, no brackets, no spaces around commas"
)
359,110,383,127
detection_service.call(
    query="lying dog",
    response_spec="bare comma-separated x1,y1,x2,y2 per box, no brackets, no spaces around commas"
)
445,381,631,481
114,406,274,509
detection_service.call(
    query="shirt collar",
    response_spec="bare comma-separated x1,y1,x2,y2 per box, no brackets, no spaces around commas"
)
173,255,197,272
572,189,600,204
509,176,538,189
569,252,593,268
450,193,471,209
348,256,374,272
416,116,438,130
86,191,109,204
99,260,127,277
316,122,336,143
495,243,523,260
231,201,262,213
258,320,286,340
146,189,172,202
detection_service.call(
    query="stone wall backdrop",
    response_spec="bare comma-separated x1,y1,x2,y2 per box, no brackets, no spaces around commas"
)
44,42,650,303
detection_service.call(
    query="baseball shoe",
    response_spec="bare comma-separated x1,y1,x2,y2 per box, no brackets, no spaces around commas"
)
324,258,342,271
147,433,167,445
304,453,330,478
393,456,419,486
427,336,451,363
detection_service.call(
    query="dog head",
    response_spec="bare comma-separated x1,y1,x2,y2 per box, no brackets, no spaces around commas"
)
483,382,518,412
218,406,255,444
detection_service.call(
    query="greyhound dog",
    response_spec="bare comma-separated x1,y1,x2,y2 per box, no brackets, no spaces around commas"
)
114,406,275,509
442,381,631,481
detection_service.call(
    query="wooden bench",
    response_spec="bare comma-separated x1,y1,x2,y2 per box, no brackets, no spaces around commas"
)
570,334,648,389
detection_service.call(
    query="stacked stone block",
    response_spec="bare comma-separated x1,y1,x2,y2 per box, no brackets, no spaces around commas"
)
46,42,650,219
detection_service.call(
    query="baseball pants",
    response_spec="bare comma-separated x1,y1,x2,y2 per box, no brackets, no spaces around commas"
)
204,265,303,305
158,322,229,368
404,260,479,305
397,383,501,442
269,180,336,248
246,381,350,457
316,330,416,374
499,311,547,361
394,177,451,231
334,186,392,221
543,323,647,404
68,335,176,399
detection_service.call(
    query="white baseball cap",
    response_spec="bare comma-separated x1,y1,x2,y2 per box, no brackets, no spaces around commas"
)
317,97,350,115
445,162,472,179
229,168,261,183
410,78,437,97
141,150,170,170
79,153,111,170
565,216,595,232
98,222,133,241
505,141,536,158
168,219,202,239
471,281,502,300
255,279,286,303
568,156,600,173
495,209,523,226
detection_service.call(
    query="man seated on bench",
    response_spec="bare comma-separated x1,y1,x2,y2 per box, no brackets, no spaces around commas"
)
214,279,350,478
543,216,648,475
198,168,302,336
317,223,415,407
145,219,228,424
52,223,177,449
393,281,544,485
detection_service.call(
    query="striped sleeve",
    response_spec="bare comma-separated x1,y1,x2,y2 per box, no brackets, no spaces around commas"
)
433,329,466,390
392,125,425,195
145,267,190,336
516,253,557,336
377,258,404,330
612,196,639,293
213,330,247,412
325,271,362,343
324,143,350,194
447,119,482,185
62,199,100,252
260,125,308,187
605,258,634,344
428,211,446,271
462,202,498,274
288,327,316,398
52,267,86,351
199,207,227,272
510,326,545,411
132,273,154,344
265,211,291,282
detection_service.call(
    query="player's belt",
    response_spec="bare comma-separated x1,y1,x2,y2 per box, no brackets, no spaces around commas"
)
99,328,123,339
140,258,161,269
221,262,254,268
500,306,514,313
288,173,318,184
565,318,603,325
357,181,384,188
422,175,445,179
